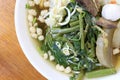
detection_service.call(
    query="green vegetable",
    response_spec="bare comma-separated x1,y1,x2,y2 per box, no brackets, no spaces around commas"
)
45,7,100,72
79,13,84,50
67,2,76,12
32,17,37,24
41,2,102,79
70,20,79,27
51,25,79,34
86,68,116,78
70,74,76,80
44,32,69,67
76,71,85,80
70,71,85,80
25,1,114,80
84,24,89,38
70,0,76,3
84,11,93,26
25,3,31,9
70,15,78,22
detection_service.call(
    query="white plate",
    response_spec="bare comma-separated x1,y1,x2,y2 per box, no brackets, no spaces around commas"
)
15,0,120,80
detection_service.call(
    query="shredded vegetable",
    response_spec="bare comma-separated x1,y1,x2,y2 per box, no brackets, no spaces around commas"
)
26,0,118,80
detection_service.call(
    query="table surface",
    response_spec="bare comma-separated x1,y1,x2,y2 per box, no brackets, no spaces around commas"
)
0,0,47,80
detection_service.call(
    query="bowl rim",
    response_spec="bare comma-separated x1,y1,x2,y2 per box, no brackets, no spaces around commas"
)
14,0,69,80
14,0,120,80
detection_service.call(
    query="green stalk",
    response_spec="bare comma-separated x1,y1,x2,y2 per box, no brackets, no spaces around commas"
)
51,25,79,34
76,70,85,80
79,14,84,50
90,37,95,57
86,68,116,78
70,20,79,27
84,24,89,39
70,0,75,3
26,3,31,9
32,17,37,24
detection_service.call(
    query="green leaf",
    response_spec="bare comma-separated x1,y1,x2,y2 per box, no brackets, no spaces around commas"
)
25,3,31,9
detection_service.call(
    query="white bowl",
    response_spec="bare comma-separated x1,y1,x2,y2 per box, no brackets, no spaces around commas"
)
15,0,120,80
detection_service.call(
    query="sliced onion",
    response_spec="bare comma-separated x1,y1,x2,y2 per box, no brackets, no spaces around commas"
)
58,7,71,26
70,5,77,17
43,12,50,19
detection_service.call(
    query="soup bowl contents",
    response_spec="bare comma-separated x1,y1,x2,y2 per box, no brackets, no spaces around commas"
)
25,0,120,80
